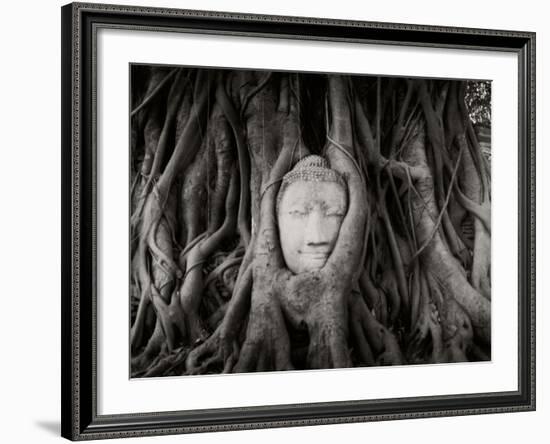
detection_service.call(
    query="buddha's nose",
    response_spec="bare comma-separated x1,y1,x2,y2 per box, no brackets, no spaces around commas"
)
304,210,328,246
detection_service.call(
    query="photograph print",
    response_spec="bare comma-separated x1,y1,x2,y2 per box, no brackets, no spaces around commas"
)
129,66,491,378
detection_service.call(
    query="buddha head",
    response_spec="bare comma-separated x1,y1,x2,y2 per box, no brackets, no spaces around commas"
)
276,155,348,274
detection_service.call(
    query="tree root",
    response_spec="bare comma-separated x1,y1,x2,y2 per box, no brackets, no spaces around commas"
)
407,273,444,364
349,291,403,365
359,269,388,326
131,68,179,117
233,288,294,372
186,262,253,374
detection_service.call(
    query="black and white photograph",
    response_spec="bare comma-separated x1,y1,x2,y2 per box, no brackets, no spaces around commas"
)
129,66,492,377
0,0,545,442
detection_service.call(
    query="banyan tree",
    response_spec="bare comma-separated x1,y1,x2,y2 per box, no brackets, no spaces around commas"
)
129,66,491,377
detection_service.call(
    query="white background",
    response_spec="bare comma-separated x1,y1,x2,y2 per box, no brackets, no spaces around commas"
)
0,0,545,443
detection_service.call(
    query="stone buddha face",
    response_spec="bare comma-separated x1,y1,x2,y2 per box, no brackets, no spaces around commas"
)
277,155,348,274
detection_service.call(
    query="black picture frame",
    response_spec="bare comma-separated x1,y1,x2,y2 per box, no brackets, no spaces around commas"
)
61,2,536,440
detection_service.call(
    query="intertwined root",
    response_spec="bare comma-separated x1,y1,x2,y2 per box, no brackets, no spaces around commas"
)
130,69,491,376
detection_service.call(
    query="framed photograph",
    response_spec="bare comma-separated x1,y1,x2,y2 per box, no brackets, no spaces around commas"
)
61,2,535,440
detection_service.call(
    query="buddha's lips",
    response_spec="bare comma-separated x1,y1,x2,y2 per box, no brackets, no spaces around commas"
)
299,251,330,259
